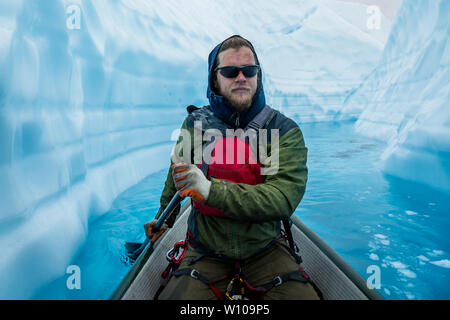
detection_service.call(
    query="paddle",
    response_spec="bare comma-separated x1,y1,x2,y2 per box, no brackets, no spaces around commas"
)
125,191,183,263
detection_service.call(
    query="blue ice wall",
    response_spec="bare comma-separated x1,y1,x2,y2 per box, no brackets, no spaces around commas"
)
0,0,206,298
342,0,450,194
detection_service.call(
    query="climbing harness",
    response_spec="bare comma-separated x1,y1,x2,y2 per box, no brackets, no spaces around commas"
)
155,237,323,300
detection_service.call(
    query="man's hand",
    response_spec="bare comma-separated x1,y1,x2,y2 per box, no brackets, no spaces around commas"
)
144,219,168,238
172,163,212,203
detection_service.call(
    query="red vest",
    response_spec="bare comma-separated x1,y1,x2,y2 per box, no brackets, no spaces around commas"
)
193,136,263,217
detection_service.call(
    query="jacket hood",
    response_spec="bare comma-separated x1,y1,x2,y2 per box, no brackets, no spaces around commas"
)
206,35,266,129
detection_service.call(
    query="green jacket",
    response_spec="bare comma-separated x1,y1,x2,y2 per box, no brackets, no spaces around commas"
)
155,105,308,260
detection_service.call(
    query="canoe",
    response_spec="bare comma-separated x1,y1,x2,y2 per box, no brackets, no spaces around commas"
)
110,199,384,300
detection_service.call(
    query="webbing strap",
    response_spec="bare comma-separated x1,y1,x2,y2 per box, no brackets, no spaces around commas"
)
174,268,228,300
175,268,228,285
245,105,274,131
259,269,309,293
282,219,302,264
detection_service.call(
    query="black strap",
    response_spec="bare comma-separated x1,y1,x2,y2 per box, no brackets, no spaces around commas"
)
175,268,212,284
282,218,302,264
187,254,206,266
259,270,309,293
155,267,212,300
175,267,228,300
258,267,325,300
246,105,274,131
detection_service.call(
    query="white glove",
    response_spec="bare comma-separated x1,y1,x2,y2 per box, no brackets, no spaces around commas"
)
172,163,212,203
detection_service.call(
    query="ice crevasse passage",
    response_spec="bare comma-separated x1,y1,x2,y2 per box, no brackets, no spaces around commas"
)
1,0,448,299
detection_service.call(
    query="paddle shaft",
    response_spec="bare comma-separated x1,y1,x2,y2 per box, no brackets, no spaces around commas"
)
154,191,182,232
127,191,183,261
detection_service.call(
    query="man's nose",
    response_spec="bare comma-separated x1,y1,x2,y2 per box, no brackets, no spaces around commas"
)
235,71,247,81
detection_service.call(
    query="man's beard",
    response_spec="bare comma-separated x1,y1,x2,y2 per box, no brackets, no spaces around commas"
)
224,90,255,112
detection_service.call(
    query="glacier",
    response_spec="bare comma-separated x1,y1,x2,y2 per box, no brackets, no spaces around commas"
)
0,0,447,299
341,0,450,195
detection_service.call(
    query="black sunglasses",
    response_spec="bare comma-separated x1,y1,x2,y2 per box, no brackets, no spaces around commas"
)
214,65,260,78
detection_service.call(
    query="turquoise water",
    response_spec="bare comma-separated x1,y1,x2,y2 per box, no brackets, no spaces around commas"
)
33,121,450,300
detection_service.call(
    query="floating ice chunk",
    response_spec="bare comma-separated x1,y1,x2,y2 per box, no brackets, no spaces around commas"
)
399,269,417,279
391,261,407,269
374,234,390,245
405,210,418,216
417,255,430,262
429,259,450,269
427,249,444,257
389,261,416,279
369,253,379,261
